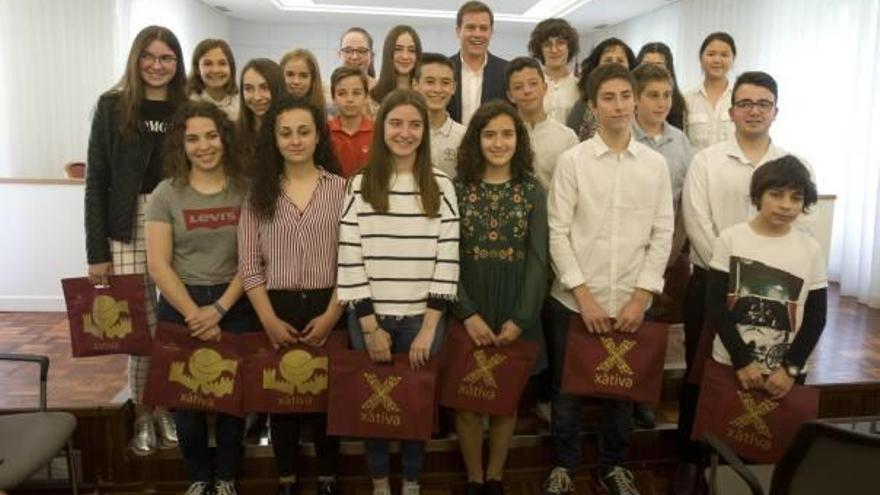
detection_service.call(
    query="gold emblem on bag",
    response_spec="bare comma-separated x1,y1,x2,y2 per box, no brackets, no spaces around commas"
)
169,348,237,398
458,350,507,400
360,373,403,426
594,338,636,388
83,295,133,339
263,349,329,395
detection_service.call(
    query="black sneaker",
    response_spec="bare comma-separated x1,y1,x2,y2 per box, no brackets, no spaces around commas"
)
184,481,211,495
543,467,575,494
214,480,237,495
599,466,640,495
484,479,504,495
464,481,484,495
317,479,338,495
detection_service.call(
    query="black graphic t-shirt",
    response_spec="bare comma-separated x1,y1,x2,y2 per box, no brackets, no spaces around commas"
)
709,223,827,374
140,99,174,193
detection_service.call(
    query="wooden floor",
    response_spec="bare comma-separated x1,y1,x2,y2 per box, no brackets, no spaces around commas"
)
1,283,877,410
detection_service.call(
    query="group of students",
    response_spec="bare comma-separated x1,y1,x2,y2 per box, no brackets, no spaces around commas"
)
83,2,827,495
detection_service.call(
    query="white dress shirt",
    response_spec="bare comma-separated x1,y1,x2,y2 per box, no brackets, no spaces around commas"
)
681,138,815,268
460,54,487,126
528,116,579,190
684,83,734,151
543,71,579,124
430,114,467,178
549,134,674,315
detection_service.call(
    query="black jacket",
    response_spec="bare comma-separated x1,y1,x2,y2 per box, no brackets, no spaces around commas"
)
85,92,164,264
447,52,509,123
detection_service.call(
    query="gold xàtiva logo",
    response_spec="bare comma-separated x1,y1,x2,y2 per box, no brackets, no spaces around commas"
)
83,295,133,339
169,348,237,397
263,349,328,395
596,338,635,375
462,350,507,388
361,373,401,413
730,391,779,438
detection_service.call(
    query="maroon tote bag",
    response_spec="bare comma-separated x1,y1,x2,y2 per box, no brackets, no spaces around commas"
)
691,360,820,463
561,317,669,404
240,331,347,413
144,322,245,416
327,349,436,441
61,274,151,356
437,320,538,415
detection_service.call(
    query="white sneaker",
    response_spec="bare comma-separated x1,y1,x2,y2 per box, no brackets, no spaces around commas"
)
600,466,641,495
184,481,210,495
215,480,238,495
402,481,421,495
543,466,574,494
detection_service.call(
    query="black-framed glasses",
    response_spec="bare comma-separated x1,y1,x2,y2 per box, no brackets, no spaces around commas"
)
340,47,370,56
733,99,775,111
140,52,177,66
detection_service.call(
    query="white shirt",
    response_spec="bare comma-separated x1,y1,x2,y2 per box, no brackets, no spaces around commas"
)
528,116,579,190
430,114,467,178
709,222,827,374
549,134,674,314
682,139,815,268
543,71,580,124
460,53,487,126
684,83,734,151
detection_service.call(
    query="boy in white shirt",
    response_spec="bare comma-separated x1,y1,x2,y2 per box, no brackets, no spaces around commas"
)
544,63,673,495
506,57,578,190
707,155,826,396
413,52,466,178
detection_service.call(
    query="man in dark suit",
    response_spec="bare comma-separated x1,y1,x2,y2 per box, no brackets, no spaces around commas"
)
448,1,509,125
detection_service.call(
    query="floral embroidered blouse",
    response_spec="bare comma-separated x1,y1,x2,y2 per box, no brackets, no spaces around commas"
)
453,176,549,373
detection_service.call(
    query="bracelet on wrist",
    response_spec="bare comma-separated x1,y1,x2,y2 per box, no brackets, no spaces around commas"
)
212,301,227,317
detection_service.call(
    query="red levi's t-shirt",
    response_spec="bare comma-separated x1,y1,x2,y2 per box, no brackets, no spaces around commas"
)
329,116,374,178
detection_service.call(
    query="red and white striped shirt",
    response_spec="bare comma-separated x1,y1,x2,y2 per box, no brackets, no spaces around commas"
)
238,169,346,291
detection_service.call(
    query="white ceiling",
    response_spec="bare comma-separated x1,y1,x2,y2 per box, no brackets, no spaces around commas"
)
205,0,676,32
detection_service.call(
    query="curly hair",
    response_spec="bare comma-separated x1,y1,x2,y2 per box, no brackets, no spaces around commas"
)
162,101,245,191
456,100,533,184
248,96,341,220
527,18,579,64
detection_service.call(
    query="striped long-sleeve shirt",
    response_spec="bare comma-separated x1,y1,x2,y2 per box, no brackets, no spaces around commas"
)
337,170,460,316
238,170,346,291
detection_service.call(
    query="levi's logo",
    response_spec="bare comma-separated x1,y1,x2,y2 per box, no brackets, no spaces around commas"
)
183,207,240,230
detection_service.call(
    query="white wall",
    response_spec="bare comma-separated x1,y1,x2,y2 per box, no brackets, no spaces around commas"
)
229,18,534,81
0,182,87,311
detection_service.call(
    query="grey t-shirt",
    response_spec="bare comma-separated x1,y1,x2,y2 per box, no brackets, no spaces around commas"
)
146,179,245,285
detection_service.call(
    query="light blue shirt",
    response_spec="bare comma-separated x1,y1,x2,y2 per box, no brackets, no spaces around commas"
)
631,122,693,203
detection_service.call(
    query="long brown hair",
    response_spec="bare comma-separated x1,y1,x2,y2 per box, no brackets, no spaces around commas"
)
279,49,327,112
360,89,439,216
187,38,238,96
163,101,244,191
236,58,286,151
114,25,187,136
370,25,422,105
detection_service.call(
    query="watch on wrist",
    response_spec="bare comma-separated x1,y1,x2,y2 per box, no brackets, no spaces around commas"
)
783,360,801,378
212,301,227,317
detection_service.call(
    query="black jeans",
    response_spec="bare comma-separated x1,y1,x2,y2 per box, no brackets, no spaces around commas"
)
266,288,340,478
548,298,634,472
157,283,256,483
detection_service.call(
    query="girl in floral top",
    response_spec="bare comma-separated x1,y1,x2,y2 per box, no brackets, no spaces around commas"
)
452,101,549,495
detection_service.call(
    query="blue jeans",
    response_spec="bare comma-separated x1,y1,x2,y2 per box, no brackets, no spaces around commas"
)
347,311,445,480
548,298,633,472
157,283,256,483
